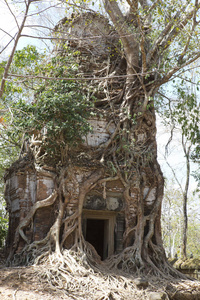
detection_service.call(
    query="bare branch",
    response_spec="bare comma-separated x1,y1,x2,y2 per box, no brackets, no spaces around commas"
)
147,2,200,66
164,156,183,194
4,0,20,29
0,0,31,98
178,0,198,64
103,0,139,69
146,11,181,65
0,33,17,55
20,33,118,41
7,72,147,81
27,3,62,17
58,0,97,14
159,3,200,54
0,27,15,40
159,52,200,85
24,24,54,30
146,0,160,15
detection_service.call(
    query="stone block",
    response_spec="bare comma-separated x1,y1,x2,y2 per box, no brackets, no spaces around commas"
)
148,292,168,300
134,277,149,289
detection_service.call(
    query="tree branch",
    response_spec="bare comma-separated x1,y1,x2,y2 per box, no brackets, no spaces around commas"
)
127,0,147,73
161,6,199,51
147,2,200,66
4,0,19,29
159,52,200,85
103,0,139,70
146,11,181,65
177,0,198,64
7,72,141,81
0,0,31,98
15,190,57,247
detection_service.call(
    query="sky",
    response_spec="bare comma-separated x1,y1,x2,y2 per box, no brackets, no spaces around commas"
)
156,115,199,192
0,0,67,58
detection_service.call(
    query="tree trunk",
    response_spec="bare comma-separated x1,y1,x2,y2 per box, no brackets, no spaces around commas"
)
100,0,166,269
181,135,191,258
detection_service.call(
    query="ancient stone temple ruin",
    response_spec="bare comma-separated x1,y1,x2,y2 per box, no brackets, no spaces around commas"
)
4,12,127,261
4,119,126,260
4,12,161,265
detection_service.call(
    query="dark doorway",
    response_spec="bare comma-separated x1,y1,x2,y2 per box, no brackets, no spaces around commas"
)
82,210,117,259
85,219,106,260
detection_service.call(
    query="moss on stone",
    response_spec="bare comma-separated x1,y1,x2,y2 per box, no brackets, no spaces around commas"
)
173,258,200,270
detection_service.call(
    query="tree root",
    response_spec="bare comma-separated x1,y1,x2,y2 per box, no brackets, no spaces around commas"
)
6,207,199,300
10,243,198,300
5,163,198,299
35,248,150,300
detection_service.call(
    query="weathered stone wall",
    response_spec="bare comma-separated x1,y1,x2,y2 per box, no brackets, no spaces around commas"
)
5,159,125,256
33,170,55,241
5,163,36,252
172,258,200,280
83,118,115,147
54,12,117,58
4,161,56,252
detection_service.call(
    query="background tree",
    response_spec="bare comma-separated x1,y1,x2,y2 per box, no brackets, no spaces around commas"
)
157,69,200,258
162,134,194,259
162,180,200,259
191,136,200,191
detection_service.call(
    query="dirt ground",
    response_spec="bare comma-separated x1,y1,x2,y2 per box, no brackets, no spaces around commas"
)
1,249,200,300
0,265,68,300
0,250,68,300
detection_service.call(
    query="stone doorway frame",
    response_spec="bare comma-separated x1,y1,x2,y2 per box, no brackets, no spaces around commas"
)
82,209,117,259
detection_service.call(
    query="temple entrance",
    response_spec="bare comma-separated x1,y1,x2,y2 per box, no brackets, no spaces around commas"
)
82,210,116,260
86,219,107,259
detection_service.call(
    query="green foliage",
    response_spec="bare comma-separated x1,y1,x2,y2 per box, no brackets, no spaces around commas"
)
0,206,8,248
0,41,95,242
162,180,200,258
191,137,200,189
158,80,199,145
13,80,91,155
2,46,93,161
0,61,6,80
13,45,41,68
174,88,199,144
0,46,44,154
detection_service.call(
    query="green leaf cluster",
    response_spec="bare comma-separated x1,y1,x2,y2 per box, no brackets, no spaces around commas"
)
162,180,200,258
0,207,8,248
174,89,199,144
13,45,42,68
3,46,93,160
157,77,199,146
13,77,91,154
